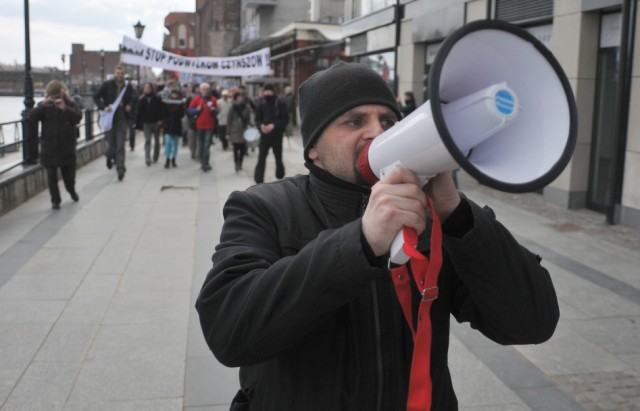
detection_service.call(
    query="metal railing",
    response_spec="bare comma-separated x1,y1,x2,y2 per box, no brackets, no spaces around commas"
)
0,108,104,175
0,120,23,157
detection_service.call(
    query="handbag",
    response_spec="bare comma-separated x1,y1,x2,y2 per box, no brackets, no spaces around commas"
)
98,110,115,132
98,84,128,132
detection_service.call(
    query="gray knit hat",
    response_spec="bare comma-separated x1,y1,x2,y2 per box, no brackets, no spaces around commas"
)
298,61,401,161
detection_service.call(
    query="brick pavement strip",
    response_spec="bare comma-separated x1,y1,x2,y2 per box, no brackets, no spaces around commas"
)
552,371,640,411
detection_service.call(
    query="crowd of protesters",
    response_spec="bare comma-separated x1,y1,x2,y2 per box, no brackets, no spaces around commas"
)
29,69,301,209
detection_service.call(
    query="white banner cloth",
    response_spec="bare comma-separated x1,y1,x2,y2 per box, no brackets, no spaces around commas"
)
120,36,272,77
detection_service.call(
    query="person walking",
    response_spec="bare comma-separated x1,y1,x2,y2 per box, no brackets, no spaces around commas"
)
398,90,417,118
188,83,219,172
136,82,164,166
30,80,82,209
181,83,192,147
217,89,232,151
196,62,559,410
126,76,140,151
185,84,199,160
93,65,133,181
283,85,296,138
162,89,185,169
226,91,252,172
253,83,289,183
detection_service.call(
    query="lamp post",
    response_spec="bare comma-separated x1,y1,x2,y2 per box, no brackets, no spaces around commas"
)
61,53,66,85
133,21,145,83
81,59,86,93
100,49,105,83
21,0,38,164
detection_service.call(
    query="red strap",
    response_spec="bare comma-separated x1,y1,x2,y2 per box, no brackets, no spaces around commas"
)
390,197,443,411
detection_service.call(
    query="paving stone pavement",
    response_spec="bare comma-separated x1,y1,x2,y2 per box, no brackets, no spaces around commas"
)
0,130,638,410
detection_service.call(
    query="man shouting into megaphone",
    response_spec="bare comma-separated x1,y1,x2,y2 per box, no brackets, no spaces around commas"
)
196,61,559,411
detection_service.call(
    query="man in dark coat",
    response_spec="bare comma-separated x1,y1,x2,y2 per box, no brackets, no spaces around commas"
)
30,80,82,209
93,65,133,181
196,62,559,410
126,76,140,152
136,82,164,166
253,83,289,184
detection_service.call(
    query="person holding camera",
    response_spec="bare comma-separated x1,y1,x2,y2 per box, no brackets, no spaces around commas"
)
30,80,82,209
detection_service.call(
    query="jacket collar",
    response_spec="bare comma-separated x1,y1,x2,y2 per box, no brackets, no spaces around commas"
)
306,162,370,224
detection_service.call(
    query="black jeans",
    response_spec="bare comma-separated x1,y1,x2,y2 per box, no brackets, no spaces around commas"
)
254,134,284,184
233,142,246,167
218,125,228,150
46,165,76,204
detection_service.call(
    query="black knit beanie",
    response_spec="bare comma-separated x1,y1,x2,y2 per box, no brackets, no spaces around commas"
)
298,61,401,161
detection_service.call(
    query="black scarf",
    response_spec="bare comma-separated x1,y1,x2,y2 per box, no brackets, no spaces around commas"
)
233,102,248,127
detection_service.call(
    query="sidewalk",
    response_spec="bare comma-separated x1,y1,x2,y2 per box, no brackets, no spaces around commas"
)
0,131,638,410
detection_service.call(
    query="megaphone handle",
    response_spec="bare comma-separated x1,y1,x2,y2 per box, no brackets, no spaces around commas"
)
389,229,411,265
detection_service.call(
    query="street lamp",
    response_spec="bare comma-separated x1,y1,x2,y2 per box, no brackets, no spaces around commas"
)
21,0,38,164
81,59,86,93
133,21,145,83
100,48,105,83
61,53,66,85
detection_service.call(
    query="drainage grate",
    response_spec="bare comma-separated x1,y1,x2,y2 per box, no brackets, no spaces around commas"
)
160,185,197,191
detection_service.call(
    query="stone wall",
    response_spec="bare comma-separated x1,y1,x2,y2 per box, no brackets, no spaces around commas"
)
0,137,105,216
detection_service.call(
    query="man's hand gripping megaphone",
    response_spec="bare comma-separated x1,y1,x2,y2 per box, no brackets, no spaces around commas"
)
360,158,460,265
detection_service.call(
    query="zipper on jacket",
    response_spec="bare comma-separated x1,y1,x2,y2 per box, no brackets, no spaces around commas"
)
359,193,384,411
361,193,384,411
371,281,384,411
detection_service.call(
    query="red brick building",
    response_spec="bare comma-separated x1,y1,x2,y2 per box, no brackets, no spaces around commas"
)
163,12,198,79
68,44,129,94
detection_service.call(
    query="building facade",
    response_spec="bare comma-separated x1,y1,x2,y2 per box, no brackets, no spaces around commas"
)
183,0,640,229
230,0,347,100
163,12,198,80
195,0,242,58
164,13,197,55
68,44,127,94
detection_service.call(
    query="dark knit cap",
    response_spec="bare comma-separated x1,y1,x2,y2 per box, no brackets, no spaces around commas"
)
263,83,274,91
298,61,401,161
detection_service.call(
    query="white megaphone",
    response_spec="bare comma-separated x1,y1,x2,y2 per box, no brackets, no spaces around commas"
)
357,19,577,265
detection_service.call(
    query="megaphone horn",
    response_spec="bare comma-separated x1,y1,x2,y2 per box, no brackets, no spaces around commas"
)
357,19,578,264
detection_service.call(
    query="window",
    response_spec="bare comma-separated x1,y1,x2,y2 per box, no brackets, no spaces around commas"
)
351,0,395,19
494,0,553,23
179,24,187,49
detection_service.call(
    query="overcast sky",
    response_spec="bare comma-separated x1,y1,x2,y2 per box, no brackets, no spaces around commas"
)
1,0,194,69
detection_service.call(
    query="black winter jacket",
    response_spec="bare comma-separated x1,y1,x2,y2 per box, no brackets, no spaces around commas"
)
196,168,559,411
92,79,132,118
29,98,82,166
162,101,184,136
137,94,164,127
254,96,288,138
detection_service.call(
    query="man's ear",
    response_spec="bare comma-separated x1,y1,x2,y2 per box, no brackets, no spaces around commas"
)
308,147,319,160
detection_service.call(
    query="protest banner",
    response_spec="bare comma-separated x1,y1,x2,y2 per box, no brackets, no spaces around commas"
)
120,36,272,77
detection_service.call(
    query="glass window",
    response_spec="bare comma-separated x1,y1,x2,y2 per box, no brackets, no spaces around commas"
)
588,12,623,213
351,0,395,19
179,24,187,48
